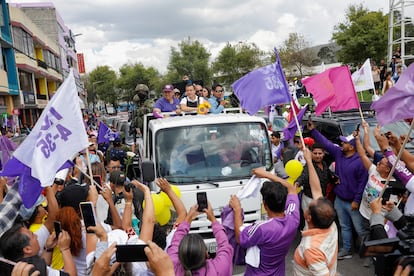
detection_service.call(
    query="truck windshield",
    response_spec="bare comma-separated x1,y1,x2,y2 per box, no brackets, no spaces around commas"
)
155,122,272,184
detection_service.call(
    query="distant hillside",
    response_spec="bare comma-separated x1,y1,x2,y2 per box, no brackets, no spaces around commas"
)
308,42,341,66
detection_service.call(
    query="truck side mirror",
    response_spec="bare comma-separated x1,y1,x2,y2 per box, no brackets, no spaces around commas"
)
142,160,155,182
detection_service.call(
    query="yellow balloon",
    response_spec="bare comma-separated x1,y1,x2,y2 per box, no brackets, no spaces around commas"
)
286,177,302,193
171,185,181,198
156,207,171,226
285,160,303,180
142,193,165,215
160,191,173,207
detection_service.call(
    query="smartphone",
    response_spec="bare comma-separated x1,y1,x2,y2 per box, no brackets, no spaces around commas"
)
93,175,102,193
54,221,61,238
382,187,393,205
79,202,97,233
0,257,16,275
197,192,208,212
116,244,148,262
355,123,360,132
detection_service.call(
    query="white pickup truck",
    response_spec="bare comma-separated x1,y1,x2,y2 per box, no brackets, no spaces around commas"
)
141,111,272,252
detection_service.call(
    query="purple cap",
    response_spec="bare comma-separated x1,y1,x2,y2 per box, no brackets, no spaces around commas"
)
339,134,356,147
163,84,174,92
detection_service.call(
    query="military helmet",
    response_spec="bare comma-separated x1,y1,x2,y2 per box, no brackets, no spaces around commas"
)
135,84,149,92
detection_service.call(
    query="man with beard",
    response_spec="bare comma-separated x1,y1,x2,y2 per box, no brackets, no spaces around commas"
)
307,121,368,260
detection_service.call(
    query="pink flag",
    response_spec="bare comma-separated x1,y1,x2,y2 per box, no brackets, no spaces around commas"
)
303,66,360,115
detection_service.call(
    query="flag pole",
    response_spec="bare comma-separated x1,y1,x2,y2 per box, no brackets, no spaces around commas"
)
358,107,365,122
291,101,305,146
74,162,103,190
85,147,96,187
379,118,414,198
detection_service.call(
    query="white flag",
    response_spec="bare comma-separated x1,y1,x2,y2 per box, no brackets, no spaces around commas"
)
352,58,375,92
13,69,89,186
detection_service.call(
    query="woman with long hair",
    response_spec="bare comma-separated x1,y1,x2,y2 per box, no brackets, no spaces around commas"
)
56,206,87,275
167,203,233,276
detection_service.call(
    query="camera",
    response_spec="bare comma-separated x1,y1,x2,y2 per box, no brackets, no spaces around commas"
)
124,182,134,192
361,216,414,275
385,131,392,139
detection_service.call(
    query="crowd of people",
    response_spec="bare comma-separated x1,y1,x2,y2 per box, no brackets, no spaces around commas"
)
1,71,414,275
0,121,405,276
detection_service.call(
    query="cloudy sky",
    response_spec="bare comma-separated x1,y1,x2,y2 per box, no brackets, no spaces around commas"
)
9,0,389,74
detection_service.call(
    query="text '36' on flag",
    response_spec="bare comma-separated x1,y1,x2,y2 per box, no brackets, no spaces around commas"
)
98,121,119,144
0,69,89,207
371,63,414,125
232,48,291,115
302,66,360,115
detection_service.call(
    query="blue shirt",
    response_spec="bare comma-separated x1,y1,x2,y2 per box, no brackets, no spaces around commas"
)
208,95,224,114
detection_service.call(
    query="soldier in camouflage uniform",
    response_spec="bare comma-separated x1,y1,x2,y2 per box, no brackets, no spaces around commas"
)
129,84,154,139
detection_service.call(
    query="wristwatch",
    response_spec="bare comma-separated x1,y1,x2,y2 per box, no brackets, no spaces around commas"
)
383,146,392,153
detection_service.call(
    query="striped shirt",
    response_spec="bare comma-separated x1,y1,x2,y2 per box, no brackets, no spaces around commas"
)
293,223,338,276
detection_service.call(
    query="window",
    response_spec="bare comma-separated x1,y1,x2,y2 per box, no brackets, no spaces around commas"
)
0,7,4,27
19,71,33,92
155,122,271,184
12,27,34,58
0,49,4,70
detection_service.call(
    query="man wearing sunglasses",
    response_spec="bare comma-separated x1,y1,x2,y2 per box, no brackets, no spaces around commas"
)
208,84,228,114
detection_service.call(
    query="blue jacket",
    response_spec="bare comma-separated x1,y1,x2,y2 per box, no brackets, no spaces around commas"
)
208,95,224,114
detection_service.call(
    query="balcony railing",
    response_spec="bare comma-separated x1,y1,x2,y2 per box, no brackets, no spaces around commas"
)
37,59,47,69
36,94,47,100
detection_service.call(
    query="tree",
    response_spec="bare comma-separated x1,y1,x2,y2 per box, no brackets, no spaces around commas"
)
117,63,162,101
332,4,388,65
279,32,316,77
166,37,212,85
87,66,117,114
212,42,265,85
317,46,336,64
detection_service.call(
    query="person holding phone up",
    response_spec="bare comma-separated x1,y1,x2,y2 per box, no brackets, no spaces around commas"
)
167,202,233,275
229,168,299,276
354,128,395,222
307,120,368,260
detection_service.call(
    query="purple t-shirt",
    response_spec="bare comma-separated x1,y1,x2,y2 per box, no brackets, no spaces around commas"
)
153,97,180,112
240,194,300,276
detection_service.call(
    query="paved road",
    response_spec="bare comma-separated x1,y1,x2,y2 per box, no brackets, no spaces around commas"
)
232,230,375,275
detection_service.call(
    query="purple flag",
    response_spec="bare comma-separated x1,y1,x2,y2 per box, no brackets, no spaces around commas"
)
1,158,73,207
0,69,88,207
283,104,309,140
232,48,291,115
371,63,414,125
98,122,119,144
0,136,18,169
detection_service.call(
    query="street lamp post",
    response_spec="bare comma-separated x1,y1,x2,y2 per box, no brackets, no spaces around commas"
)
92,80,104,112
